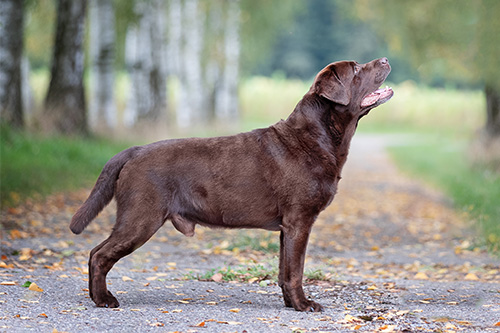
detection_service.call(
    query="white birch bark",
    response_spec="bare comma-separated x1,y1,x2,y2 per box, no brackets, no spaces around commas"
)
177,0,204,128
215,0,240,121
124,0,167,126
89,0,116,130
204,0,224,121
167,0,182,77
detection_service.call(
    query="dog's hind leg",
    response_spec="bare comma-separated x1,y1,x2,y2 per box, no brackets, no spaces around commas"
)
88,200,164,308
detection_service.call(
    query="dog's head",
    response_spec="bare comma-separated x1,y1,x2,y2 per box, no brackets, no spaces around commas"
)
311,57,393,115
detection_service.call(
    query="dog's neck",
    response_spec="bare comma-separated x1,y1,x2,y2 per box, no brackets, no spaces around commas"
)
283,94,359,174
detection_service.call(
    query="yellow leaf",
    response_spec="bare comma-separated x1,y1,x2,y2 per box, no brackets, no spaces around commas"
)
0,262,14,269
464,273,479,281
367,285,377,290
414,272,429,280
0,281,16,286
206,301,218,305
28,282,43,292
122,276,133,282
229,308,241,313
195,321,206,327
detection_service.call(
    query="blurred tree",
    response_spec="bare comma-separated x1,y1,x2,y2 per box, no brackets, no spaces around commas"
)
355,0,500,139
44,0,87,135
89,0,116,131
250,0,397,80
0,0,25,128
240,0,302,76
176,0,204,128
124,0,167,126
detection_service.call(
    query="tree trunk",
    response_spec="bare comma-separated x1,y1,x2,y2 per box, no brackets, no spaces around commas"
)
124,0,167,126
167,0,182,77
44,0,87,135
215,0,240,122
89,0,116,131
204,0,224,122
0,0,24,128
177,0,204,128
485,84,500,138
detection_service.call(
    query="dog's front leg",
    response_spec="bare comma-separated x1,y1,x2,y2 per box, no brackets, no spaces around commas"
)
279,219,323,312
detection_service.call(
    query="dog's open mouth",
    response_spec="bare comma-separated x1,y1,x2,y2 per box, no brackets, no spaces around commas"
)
361,86,394,108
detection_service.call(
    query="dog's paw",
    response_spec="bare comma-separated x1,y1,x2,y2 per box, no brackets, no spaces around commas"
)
294,299,323,312
93,292,120,308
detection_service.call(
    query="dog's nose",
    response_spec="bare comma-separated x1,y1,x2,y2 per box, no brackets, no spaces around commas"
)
379,57,388,65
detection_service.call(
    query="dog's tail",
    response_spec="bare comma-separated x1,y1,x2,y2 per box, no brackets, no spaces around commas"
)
70,147,139,234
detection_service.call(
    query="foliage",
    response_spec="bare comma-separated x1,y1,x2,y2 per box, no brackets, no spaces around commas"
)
255,0,401,80
0,124,128,208
355,0,500,89
389,137,500,252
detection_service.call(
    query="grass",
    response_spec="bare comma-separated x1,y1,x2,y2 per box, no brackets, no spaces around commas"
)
0,124,129,208
185,262,278,284
388,136,500,252
224,232,280,253
185,262,331,284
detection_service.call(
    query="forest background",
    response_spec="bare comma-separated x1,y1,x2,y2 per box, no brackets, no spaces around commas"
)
1,0,499,251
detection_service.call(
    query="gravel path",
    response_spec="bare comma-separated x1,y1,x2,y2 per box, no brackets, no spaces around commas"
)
1,134,499,332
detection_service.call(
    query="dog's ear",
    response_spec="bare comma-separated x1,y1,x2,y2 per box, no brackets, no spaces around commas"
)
313,63,351,105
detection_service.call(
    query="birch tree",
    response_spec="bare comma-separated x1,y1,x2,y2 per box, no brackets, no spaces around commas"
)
89,0,116,131
44,0,87,135
124,0,167,126
215,0,240,121
176,0,204,128
0,0,24,128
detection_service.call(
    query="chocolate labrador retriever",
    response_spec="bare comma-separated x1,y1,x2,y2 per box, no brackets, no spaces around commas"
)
70,57,393,311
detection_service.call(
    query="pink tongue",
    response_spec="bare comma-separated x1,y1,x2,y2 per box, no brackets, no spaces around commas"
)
361,94,380,107
361,87,391,107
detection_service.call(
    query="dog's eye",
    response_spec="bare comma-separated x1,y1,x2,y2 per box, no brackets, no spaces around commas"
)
354,65,361,75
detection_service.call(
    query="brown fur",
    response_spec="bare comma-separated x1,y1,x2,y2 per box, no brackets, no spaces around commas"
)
70,58,393,311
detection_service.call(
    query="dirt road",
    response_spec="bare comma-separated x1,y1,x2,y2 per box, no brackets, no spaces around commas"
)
1,134,499,332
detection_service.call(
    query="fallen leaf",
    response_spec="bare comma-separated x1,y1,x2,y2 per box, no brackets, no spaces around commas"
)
149,322,164,327
0,261,14,269
212,273,223,282
414,272,429,280
229,308,241,313
218,321,242,325
122,276,133,282
28,282,43,292
1,281,16,286
494,322,500,327
206,301,218,305
38,313,48,318
464,273,479,281
195,321,206,327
